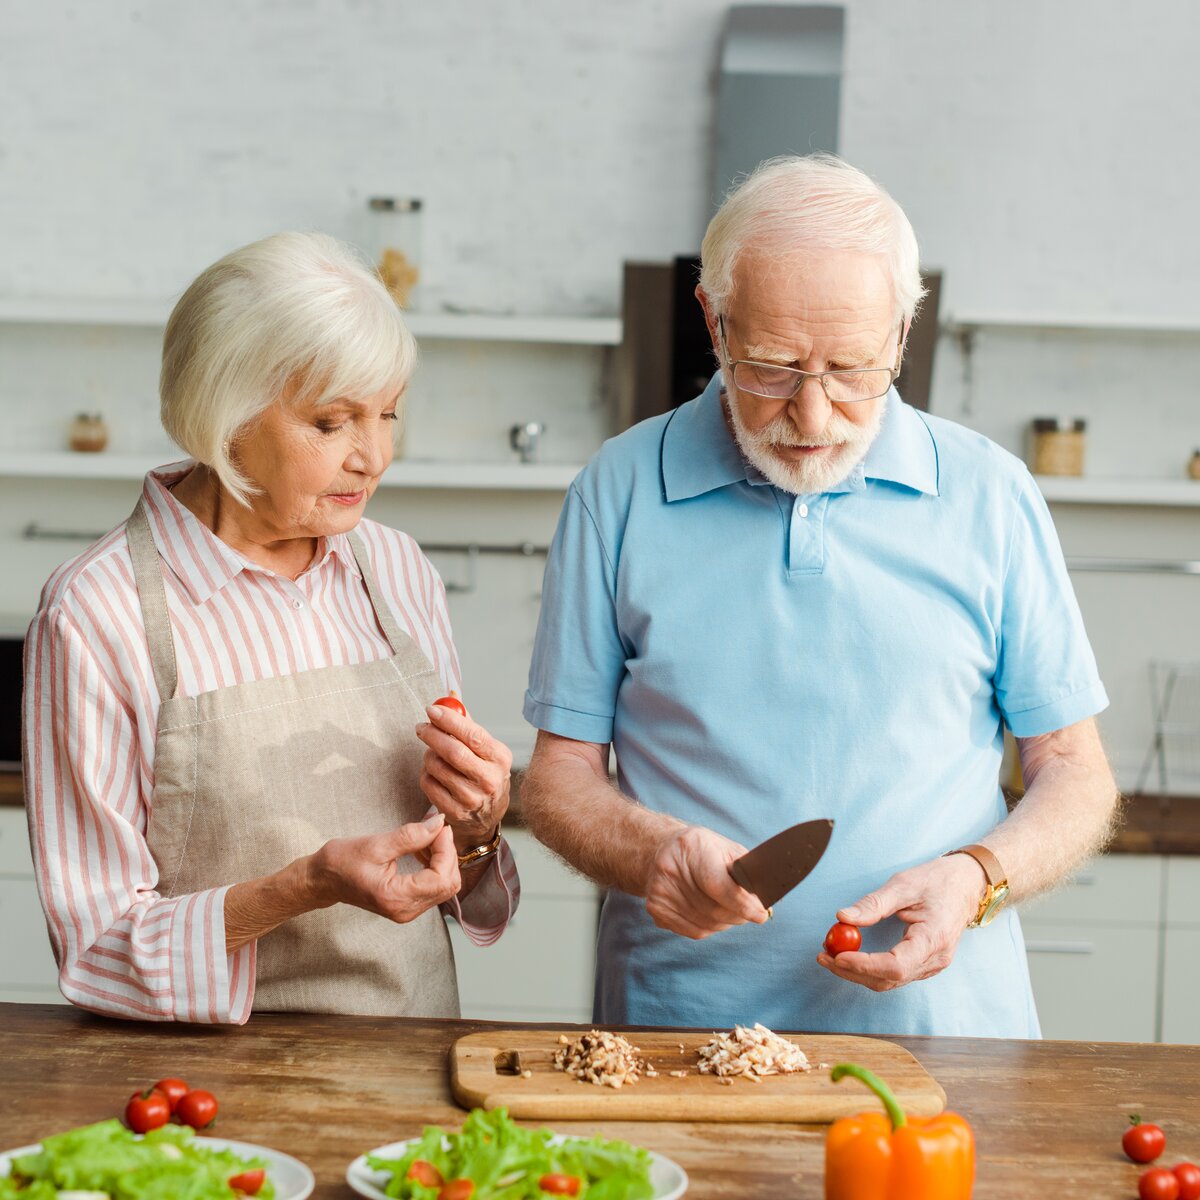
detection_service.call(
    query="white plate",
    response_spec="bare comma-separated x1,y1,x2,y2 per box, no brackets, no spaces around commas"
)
347,1134,688,1200
0,1134,315,1200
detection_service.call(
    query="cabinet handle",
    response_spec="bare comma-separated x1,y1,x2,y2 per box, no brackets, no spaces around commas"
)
1025,939,1095,955
1071,874,1097,887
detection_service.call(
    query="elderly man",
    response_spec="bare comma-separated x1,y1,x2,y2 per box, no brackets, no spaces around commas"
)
521,154,1118,1037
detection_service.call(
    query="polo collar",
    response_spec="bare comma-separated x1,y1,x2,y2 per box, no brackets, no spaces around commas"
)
141,461,361,604
660,378,940,503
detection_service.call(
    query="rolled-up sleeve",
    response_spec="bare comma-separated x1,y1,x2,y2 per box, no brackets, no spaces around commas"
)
23,607,254,1024
523,482,628,744
994,474,1109,737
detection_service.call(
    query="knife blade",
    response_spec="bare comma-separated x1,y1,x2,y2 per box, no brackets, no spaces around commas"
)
728,818,835,911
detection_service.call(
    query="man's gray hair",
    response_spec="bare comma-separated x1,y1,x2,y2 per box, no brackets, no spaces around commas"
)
161,231,417,506
699,153,926,323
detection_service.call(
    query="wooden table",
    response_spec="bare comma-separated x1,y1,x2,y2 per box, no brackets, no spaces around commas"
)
3,1004,1197,1197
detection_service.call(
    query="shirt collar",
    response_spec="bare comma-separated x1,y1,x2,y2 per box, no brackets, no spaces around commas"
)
140,461,361,604
660,377,939,503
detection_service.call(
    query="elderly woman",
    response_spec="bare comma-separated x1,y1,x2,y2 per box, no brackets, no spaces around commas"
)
23,232,518,1022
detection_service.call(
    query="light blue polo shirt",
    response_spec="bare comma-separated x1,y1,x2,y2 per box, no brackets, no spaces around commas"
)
524,376,1107,1038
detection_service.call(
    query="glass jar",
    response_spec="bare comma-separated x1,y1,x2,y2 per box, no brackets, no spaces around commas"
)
1029,418,1086,477
68,412,109,453
365,196,423,309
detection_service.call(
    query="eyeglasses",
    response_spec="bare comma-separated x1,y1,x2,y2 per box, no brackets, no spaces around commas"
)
718,316,902,404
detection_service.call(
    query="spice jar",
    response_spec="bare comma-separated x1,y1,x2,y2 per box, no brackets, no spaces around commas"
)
68,413,109,453
1189,450,1200,481
366,196,422,309
1029,418,1086,477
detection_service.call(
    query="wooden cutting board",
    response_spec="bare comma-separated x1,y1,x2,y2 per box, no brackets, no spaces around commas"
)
450,1029,946,1123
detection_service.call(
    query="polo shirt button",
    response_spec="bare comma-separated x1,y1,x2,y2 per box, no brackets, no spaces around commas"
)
798,503,809,518
292,598,303,610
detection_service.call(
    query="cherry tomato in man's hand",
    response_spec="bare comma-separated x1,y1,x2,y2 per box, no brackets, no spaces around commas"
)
153,1077,189,1113
227,1168,266,1195
538,1175,582,1196
176,1088,219,1130
407,1161,445,1188
1139,1168,1181,1200
1124,1116,1167,1164
432,696,467,718
124,1088,170,1134
1173,1163,1200,1200
823,922,862,957
438,1180,475,1200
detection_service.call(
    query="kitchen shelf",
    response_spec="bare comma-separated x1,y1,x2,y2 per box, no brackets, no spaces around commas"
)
0,297,621,345
0,452,581,491
943,312,1200,335
1036,476,1200,506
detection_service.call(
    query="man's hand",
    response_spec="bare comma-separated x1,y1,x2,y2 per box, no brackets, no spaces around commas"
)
816,853,988,991
645,825,770,939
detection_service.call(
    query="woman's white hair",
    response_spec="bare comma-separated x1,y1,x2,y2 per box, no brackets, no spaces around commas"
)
699,153,926,323
161,231,417,505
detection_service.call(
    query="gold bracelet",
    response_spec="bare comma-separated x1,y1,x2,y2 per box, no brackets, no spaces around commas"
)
457,825,502,868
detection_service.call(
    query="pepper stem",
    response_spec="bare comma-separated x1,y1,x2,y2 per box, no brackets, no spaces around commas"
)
830,1063,908,1131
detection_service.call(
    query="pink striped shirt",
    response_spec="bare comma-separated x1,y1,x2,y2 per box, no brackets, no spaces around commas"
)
23,462,519,1024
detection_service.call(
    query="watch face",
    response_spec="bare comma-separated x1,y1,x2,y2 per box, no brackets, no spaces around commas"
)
978,883,1011,927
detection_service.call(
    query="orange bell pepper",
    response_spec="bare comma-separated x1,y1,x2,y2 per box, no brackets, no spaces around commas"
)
825,1062,975,1200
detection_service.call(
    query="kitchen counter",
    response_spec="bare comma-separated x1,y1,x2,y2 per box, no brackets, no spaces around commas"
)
8,777,1200,854
3,1003,1198,1197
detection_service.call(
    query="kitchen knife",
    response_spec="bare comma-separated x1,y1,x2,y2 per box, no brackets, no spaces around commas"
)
728,818,835,911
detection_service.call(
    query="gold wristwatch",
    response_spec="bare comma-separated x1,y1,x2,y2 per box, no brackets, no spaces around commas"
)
457,825,503,868
946,843,1010,928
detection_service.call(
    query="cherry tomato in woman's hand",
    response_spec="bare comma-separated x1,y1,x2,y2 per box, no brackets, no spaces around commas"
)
432,696,467,718
176,1088,219,1130
1139,1168,1181,1200
823,921,862,957
124,1088,170,1134
153,1077,189,1113
228,1168,266,1195
1174,1163,1200,1200
407,1161,445,1188
1124,1116,1167,1164
538,1174,582,1196
438,1180,475,1200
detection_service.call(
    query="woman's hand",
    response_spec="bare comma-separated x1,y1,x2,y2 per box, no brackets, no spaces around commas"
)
304,813,462,923
416,701,513,853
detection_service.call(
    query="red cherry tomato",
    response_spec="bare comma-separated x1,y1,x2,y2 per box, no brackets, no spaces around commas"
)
1140,1168,1181,1200
124,1087,171,1134
1174,1163,1200,1200
438,1181,475,1200
228,1168,266,1195
153,1077,189,1113
823,921,862,957
538,1174,582,1196
1124,1117,1167,1164
408,1160,446,1188
176,1088,219,1130
432,695,467,718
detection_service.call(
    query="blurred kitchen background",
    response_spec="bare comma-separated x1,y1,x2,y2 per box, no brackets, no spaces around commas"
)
1,0,1198,1039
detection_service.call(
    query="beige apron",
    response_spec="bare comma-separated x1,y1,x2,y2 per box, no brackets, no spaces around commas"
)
126,500,459,1016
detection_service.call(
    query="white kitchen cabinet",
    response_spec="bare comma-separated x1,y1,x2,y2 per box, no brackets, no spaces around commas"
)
1161,859,1200,1043
1021,855,1164,1042
450,828,600,1024
0,805,63,1003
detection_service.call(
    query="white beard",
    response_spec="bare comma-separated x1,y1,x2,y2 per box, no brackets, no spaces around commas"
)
724,384,884,495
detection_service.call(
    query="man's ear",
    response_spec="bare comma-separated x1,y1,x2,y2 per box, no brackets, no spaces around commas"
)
695,285,720,347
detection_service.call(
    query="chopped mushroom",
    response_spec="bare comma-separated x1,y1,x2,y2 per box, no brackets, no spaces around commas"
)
552,1030,652,1089
696,1023,811,1080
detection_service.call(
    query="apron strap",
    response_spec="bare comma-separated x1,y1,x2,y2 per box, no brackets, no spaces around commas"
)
348,531,428,667
126,499,180,701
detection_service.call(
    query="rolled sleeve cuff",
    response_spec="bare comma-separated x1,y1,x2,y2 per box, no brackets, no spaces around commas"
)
442,841,520,947
523,693,614,744
1004,680,1109,738
168,885,255,1025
